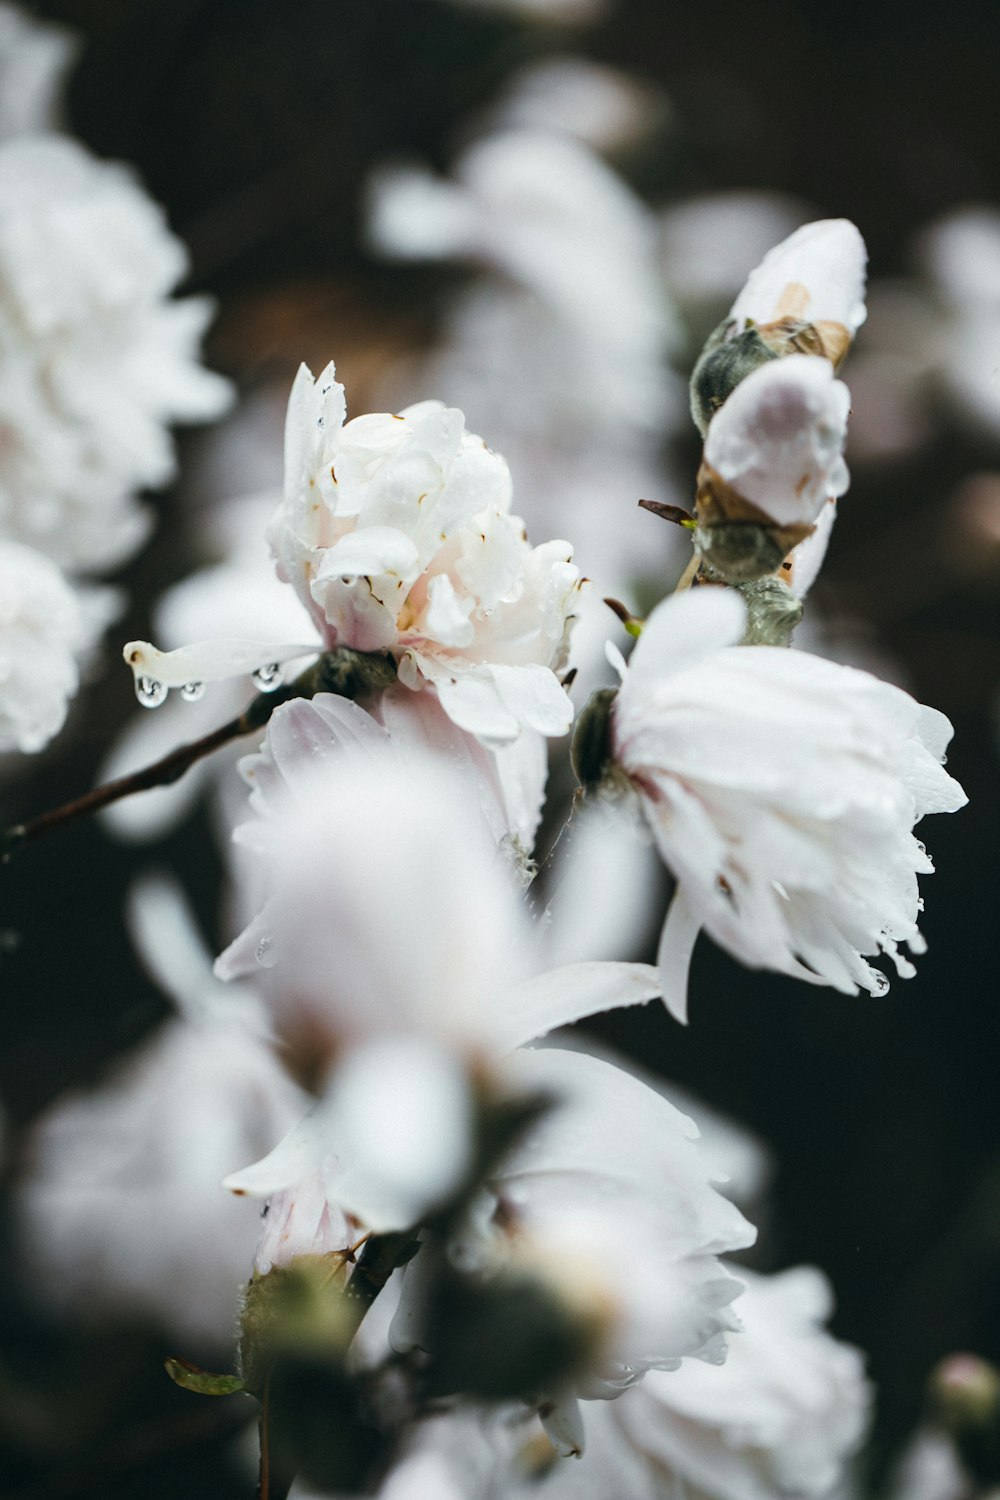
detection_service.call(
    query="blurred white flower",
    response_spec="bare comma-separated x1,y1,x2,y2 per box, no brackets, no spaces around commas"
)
411,1046,754,1434
519,1266,869,1500
886,1430,969,1500
660,191,811,316
702,354,851,529
220,749,662,1231
0,2,77,141
608,588,967,1019
270,361,581,745
289,1407,517,1500
0,135,231,572
17,875,306,1347
369,129,681,439
481,56,667,156
919,206,1000,438
445,0,609,23
0,538,107,753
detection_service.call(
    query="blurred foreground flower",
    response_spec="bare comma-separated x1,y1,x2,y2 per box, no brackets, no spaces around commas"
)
18,876,305,1346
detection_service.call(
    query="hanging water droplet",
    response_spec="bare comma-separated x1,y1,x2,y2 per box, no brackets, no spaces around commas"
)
180,680,205,702
251,663,282,692
255,935,277,968
870,969,890,997
136,675,167,708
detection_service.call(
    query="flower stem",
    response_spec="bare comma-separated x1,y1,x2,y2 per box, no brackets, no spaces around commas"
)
257,1373,293,1500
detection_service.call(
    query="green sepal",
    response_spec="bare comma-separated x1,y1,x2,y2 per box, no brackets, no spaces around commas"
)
570,687,618,792
165,1356,245,1396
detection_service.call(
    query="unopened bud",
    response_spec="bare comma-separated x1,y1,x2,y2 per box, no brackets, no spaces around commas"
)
571,687,618,792
931,1354,1000,1486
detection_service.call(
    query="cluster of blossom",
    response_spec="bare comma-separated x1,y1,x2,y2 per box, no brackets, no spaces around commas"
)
15,210,971,1500
0,3,230,756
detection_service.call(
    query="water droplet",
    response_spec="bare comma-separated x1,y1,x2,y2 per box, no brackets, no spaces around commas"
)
870,969,890,997
252,663,282,693
180,680,205,702
255,935,277,968
136,675,167,708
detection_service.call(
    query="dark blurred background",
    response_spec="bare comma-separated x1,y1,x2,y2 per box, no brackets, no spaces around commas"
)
1,1,999,1495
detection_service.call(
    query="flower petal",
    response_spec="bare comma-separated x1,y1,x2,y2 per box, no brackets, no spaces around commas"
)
494,960,661,1052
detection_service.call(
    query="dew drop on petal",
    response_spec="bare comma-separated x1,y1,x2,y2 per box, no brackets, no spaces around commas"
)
870,969,890,997
180,680,205,702
255,934,277,968
252,663,282,693
136,676,167,708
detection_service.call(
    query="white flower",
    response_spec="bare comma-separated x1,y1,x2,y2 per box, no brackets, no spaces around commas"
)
0,135,231,572
481,57,665,156
0,2,77,141
220,749,662,1231
269,361,581,745
17,876,306,1346
525,1266,870,1500
659,191,810,314
368,130,681,435
918,206,1000,437
730,218,868,351
608,588,967,1020
400,1046,755,1434
0,538,101,753
702,354,851,529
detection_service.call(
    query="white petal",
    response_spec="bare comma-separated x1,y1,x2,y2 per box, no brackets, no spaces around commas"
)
433,669,521,745
489,662,574,736
223,1108,330,1198
730,218,868,334
494,961,662,1052
541,1395,585,1458
324,1039,473,1231
704,354,851,526
657,884,702,1025
424,574,475,647
617,589,746,719
122,637,317,689
314,526,420,582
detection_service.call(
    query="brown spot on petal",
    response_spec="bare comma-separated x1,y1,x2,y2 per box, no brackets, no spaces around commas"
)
772,280,810,321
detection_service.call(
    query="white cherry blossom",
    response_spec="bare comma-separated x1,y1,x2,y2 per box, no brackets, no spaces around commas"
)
608,587,967,1020
0,135,231,572
269,361,581,746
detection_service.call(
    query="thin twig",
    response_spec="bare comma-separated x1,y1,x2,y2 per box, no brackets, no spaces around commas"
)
1,648,398,861
1,692,284,859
